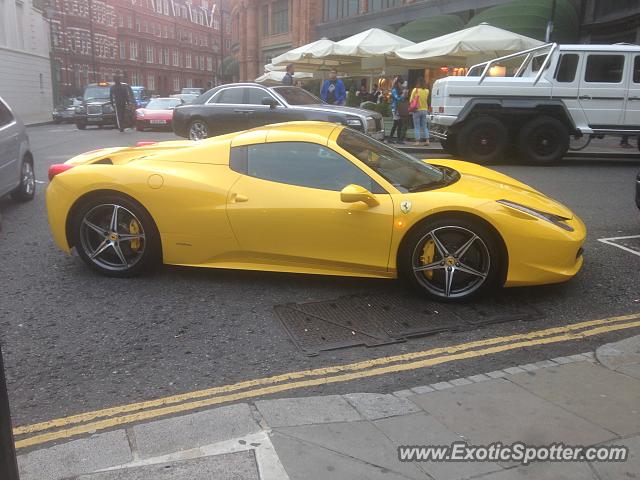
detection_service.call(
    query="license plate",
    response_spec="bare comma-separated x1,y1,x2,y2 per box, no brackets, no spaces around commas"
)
150,120,166,125
87,117,101,122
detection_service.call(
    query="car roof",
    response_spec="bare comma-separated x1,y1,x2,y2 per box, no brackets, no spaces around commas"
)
559,44,640,53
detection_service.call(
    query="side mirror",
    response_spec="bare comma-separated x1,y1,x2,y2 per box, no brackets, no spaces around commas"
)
262,97,278,109
340,184,379,207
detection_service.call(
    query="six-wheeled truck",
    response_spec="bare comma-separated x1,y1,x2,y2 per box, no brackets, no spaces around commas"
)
430,43,640,164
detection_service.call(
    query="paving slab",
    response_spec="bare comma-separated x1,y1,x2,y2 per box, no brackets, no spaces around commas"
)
344,393,421,420
590,435,640,480
508,362,640,436
133,403,261,458
274,421,427,479
18,430,132,480
270,431,422,480
474,461,599,479
617,362,640,380
255,395,361,427
77,451,260,480
596,335,640,371
409,378,614,446
374,412,503,480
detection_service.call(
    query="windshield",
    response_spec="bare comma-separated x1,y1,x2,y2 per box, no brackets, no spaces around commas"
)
181,88,202,95
132,89,143,99
337,128,445,193
83,86,111,101
272,86,323,105
146,98,181,110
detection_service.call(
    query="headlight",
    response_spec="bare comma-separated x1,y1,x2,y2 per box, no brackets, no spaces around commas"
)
345,117,362,127
497,199,574,232
103,104,114,113
136,110,144,118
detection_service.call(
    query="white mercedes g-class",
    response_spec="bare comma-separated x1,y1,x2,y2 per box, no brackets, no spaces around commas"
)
430,43,640,164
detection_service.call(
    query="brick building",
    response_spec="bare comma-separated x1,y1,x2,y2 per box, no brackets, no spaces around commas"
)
230,0,322,82
48,0,231,100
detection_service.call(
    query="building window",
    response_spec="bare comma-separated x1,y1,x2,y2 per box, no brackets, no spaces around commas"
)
119,42,126,60
368,0,401,12
173,76,180,92
164,48,169,65
261,5,269,36
163,0,169,15
118,15,124,27
148,74,155,90
127,16,133,29
214,16,220,30
130,41,138,60
185,52,192,68
272,0,288,35
207,56,213,71
173,49,179,66
186,77,193,88
324,0,359,21
146,45,154,63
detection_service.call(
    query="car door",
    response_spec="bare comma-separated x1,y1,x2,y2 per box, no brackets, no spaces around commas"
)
0,99,20,196
578,52,628,128
205,86,249,135
226,141,394,273
624,54,640,128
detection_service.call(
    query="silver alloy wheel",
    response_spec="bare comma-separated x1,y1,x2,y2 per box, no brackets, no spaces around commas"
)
188,121,208,140
22,161,35,195
79,204,146,272
411,225,490,299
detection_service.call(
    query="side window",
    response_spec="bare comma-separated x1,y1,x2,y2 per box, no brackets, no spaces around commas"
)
555,54,579,83
585,55,625,83
246,88,274,105
232,142,383,192
0,100,14,127
213,88,244,104
634,56,640,84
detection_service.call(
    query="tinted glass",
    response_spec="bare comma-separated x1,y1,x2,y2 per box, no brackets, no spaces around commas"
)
84,85,111,101
337,128,444,193
555,54,579,83
272,86,323,105
146,98,182,109
241,142,380,192
634,56,640,84
246,88,275,105
585,55,625,83
0,100,14,127
214,88,245,104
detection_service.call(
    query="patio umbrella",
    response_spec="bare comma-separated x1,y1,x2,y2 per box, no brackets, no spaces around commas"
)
255,71,313,85
330,28,414,57
394,23,543,65
270,38,342,69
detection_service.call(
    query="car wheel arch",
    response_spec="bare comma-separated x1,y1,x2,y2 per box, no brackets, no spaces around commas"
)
396,210,509,287
65,189,163,260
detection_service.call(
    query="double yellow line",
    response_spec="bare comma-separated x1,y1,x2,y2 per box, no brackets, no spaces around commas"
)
14,312,640,449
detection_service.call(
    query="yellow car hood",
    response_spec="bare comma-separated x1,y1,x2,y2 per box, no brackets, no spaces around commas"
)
430,159,574,219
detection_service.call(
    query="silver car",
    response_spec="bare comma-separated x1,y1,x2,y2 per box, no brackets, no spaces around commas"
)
0,96,35,202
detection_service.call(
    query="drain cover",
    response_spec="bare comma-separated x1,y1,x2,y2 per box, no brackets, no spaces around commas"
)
276,293,541,356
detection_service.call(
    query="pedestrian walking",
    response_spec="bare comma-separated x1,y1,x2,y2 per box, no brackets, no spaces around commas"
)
389,76,405,144
397,85,410,144
321,69,346,106
409,77,430,146
282,64,294,86
110,77,130,132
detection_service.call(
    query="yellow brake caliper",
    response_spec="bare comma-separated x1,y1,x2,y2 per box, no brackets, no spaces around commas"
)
421,240,435,280
129,219,141,252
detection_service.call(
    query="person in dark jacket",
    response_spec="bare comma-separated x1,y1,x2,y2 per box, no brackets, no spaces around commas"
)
110,77,130,132
320,69,346,105
282,64,294,86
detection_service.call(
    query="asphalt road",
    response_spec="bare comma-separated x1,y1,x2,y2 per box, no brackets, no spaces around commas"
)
1,123,640,429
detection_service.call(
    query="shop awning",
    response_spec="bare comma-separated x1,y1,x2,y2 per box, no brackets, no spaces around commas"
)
466,0,579,43
396,15,465,43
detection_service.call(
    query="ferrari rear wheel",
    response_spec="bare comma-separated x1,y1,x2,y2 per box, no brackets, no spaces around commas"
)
399,218,502,302
72,194,160,277
188,119,208,140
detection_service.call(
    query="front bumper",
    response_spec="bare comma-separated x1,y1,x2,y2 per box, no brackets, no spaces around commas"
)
76,113,117,125
429,114,457,140
136,119,173,129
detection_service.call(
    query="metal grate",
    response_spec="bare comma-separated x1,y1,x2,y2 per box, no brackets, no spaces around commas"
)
275,293,542,356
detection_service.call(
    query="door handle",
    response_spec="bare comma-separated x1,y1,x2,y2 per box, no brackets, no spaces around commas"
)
578,95,592,100
233,109,254,114
230,193,249,203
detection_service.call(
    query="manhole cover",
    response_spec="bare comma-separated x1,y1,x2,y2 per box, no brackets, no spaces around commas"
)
276,293,542,356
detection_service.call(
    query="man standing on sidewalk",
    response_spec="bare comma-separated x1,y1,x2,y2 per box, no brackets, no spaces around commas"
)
110,77,130,133
282,64,295,86
321,69,346,106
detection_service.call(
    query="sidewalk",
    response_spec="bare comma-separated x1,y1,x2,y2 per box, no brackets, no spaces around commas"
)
17,336,640,480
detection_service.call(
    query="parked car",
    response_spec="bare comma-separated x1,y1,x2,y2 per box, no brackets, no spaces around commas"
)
74,82,136,130
170,93,199,104
430,43,640,164
636,169,640,210
45,121,585,301
53,98,82,123
0,96,35,202
172,83,385,141
180,87,204,96
131,86,151,108
135,97,183,131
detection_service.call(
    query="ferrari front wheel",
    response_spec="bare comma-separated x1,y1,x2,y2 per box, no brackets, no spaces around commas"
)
72,194,160,277
399,218,502,302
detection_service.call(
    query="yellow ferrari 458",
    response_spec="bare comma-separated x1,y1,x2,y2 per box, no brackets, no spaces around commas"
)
46,121,586,301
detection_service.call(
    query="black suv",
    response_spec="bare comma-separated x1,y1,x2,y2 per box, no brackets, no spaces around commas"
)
75,82,136,130
172,83,384,141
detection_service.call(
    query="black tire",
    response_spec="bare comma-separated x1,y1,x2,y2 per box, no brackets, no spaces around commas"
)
71,193,161,278
440,136,458,156
456,116,508,164
398,216,503,302
517,116,569,165
188,119,209,140
10,155,36,202
76,121,86,130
